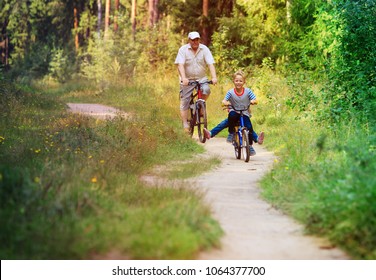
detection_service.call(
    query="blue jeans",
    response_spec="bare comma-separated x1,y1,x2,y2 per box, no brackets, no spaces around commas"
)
210,119,229,137
210,116,258,143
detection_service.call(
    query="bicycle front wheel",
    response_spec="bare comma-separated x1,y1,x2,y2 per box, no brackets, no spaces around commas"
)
234,129,241,159
196,101,207,143
241,129,250,162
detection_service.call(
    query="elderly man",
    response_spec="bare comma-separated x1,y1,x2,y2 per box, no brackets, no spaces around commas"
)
175,31,218,133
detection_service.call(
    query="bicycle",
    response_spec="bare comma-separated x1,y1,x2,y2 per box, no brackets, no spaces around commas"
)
187,80,213,143
223,104,251,162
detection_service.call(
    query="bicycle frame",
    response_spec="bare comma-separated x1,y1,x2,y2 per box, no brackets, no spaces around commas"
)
224,105,251,162
187,80,212,143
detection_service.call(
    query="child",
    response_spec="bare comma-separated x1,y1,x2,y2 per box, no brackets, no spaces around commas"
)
203,70,264,155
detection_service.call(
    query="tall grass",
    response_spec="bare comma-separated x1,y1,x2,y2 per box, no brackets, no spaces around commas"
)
0,77,223,259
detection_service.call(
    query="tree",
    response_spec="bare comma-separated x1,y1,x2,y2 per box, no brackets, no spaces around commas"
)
131,0,137,40
104,0,110,37
201,0,209,45
114,0,120,32
74,5,80,50
0,35,9,68
97,0,102,37
171,0,234,46
148,0,159,27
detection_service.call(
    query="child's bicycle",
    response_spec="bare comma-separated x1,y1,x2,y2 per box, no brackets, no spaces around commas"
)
223,104,251,162
187,80,213,143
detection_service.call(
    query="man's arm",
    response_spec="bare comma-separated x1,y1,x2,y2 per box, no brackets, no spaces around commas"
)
208,64,217,85
177,64,189,86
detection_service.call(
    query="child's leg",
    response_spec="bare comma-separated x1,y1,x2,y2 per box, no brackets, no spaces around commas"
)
244,116,257,155
210,118,228,137
228,111,239,134
252,130,258,143
243,116,255,144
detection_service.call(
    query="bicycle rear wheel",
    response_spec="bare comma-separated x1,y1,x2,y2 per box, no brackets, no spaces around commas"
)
196,101,207,143
241,129,250,162
233,129,241,159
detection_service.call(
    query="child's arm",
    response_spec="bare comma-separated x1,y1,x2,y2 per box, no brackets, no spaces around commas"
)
248,88,258,105
222,99,231,106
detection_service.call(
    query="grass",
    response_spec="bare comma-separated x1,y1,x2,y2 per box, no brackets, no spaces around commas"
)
144,156,222,180
164,157,221,180
0,76,223,259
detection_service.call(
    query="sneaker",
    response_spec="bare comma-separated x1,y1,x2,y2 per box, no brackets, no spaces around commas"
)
203,128,211,139
184,127,191,134
257,131,264,145
249,146,256,156
226,133,234,143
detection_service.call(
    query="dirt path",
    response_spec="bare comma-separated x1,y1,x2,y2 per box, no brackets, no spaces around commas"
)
67,103,130,119
67,103,349,260
196,138,348,260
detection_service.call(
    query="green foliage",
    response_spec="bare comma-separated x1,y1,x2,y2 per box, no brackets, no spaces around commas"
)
48,47,76,83
262,121,376,259
211,0,285,75
277,0,331,71
304,130,376,259
135,24,181,71
170,0,233,43
324,0,376,124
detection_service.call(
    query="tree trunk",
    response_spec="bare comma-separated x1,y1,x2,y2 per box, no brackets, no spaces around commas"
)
286,0,292,25
131,0,137,40
148,0,159,27
5,36,8,67
154,0,159,25
114,0,120,32
202,0,209,45
217,0,234,17
74,7,79,51
0,36,9,68
104,0,111,38
148,0,154,27
97,0,102,37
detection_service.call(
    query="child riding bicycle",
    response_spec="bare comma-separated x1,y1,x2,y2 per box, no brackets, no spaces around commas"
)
204,70,264,156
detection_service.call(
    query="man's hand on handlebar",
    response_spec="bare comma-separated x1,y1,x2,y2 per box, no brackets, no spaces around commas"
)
181,78,189,86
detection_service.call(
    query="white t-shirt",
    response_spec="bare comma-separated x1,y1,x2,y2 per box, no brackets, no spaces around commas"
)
175,43,215,80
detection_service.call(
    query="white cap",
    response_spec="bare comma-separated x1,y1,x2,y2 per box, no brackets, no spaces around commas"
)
188,31,200,40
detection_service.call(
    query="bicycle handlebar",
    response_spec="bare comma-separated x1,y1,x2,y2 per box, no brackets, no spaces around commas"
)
187,80,213,86
222,104,251,112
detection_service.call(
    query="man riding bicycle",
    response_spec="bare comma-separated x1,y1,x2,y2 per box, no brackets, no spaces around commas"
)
174,31,218,133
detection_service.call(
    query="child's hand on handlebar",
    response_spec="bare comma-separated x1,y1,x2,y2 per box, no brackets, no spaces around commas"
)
181,78,189,86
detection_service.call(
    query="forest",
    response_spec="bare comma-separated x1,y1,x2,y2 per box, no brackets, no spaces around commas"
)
1,0,375,259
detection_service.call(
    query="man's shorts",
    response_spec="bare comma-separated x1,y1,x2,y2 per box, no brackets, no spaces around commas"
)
179,78,211,111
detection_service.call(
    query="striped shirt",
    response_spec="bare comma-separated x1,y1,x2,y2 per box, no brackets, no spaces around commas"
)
224,88,256,117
